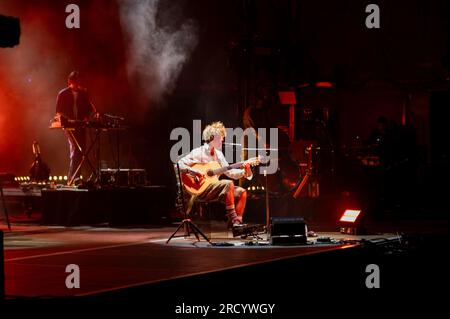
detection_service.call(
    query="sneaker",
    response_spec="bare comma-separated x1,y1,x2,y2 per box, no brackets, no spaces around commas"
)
227,216,243,229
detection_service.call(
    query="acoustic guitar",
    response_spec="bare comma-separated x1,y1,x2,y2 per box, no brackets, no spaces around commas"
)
181,156,262,196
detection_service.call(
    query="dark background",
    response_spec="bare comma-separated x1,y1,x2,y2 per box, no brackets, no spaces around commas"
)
0,0,448,191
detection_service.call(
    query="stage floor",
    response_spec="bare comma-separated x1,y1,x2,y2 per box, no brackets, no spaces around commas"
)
2,223,395,298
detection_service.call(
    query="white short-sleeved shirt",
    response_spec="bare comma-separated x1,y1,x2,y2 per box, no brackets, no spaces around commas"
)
178,143,252,180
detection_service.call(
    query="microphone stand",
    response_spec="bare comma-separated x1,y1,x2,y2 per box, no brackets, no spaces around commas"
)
225,142,273,237
264,169,270,233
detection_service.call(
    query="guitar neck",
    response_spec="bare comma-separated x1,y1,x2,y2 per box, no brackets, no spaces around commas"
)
211,161,245,175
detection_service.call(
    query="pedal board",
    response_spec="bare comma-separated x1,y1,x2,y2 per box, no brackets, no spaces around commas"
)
232,224,264,238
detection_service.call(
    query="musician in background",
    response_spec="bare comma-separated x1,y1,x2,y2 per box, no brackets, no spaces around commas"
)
56,71,97,184
242,85,273,131
178,121,253,230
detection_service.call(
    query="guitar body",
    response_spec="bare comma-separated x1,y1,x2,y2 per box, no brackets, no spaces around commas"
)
181,161,221,196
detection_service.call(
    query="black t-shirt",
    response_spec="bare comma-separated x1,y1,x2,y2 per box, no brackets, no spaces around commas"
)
56,87,94,120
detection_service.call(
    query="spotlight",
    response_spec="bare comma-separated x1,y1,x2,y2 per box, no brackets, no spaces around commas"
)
315,81,334,88
0,14,21,48
340,209,361,222
49,176,53,181
64,176,68,181
58,176,63,181
339,209,363,235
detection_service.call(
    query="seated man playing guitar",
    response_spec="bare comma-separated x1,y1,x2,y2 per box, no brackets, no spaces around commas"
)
178,121,257,230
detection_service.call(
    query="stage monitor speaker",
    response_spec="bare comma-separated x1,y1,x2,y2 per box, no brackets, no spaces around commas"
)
0,173,17,187
269,217,307,245
430,91,449,165
100,169,147,186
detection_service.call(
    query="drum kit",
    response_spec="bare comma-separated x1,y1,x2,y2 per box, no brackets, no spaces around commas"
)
245,142,324,197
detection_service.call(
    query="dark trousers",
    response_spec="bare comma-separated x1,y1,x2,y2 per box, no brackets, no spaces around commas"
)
66,129,86,183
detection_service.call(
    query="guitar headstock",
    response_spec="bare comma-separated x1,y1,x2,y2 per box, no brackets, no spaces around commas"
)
245,155,268,166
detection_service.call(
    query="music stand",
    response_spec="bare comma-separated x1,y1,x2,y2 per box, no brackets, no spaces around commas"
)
166,164,211,244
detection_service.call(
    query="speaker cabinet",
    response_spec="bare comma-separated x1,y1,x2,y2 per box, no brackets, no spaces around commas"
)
1,230,4,299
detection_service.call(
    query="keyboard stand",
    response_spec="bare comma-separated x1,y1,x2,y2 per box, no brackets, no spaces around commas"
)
66,128,101,186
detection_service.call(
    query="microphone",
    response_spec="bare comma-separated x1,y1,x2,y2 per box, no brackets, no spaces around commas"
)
223,142,278,151
103,113,125,120
223,142,241,146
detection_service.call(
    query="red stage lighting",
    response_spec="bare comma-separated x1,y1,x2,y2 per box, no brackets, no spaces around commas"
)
339,209,363,235
315,81,333,88
340,209,361,223
278,91,296,105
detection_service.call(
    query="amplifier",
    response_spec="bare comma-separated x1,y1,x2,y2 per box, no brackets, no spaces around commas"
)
1,230,4,299
0,173,18,187
100,169,147,186
269,217,307,245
